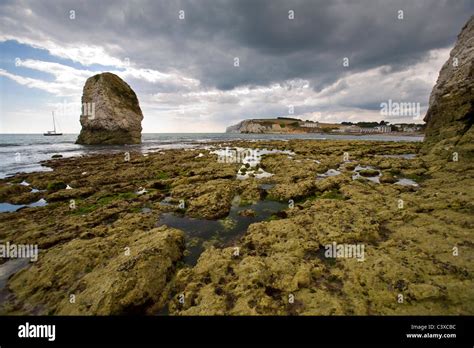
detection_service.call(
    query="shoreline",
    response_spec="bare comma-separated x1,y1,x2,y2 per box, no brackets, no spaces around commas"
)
0,133,424,179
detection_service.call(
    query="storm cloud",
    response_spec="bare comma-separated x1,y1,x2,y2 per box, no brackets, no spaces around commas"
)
0,0,472,132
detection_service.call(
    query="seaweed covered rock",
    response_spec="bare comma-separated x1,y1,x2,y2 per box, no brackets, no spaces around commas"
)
76,72,143,145
3,227,184,315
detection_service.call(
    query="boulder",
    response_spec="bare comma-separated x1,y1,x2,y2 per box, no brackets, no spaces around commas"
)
76,72,143,145
5,226,185,315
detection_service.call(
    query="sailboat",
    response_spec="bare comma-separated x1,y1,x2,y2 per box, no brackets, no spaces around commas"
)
43,111,62,136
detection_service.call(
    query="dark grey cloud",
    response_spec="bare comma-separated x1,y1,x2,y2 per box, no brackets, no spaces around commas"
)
2,0,472,93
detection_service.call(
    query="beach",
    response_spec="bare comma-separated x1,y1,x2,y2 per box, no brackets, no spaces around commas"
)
0,136,472,315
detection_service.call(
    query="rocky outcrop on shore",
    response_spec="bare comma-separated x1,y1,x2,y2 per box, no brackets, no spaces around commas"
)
423,16,473,158
225,121,245,133
76,73,143,145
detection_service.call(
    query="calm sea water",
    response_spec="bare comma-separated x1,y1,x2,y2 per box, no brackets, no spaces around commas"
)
0,133,423,179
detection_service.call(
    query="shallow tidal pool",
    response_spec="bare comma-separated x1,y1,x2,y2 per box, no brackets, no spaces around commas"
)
156,198,287,265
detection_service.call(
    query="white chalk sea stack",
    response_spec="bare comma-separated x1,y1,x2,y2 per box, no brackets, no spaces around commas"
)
76,72,143,145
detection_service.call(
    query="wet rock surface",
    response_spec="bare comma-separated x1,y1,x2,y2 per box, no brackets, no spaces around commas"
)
0,138,472,315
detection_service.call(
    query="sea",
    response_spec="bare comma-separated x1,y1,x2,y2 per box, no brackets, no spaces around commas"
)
0,133,423,179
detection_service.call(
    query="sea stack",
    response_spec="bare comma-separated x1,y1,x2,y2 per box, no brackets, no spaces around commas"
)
422,16,473,158
76,72,143,145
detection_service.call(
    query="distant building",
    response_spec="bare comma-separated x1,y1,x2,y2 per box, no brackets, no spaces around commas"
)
300,121,320,128
392,124,423,132
375,125,392,133
360,127,377,133
333,125,391,133
402,125,423,132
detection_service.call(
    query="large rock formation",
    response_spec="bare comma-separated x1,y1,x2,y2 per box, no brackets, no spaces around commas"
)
227,120,268,133
226,120,245,133
423,16,473,158
76,72,143,145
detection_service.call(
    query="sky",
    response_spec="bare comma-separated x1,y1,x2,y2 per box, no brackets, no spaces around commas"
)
0,0,472,133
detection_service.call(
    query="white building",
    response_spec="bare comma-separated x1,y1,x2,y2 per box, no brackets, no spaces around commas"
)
300,121,320,128
375,125,392,133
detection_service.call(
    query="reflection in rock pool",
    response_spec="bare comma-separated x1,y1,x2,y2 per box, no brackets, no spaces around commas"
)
0,258,31,303
0,198,48,213
156,198,287,265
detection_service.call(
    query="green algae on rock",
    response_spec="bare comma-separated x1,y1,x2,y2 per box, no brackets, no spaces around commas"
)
3,226,184,315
